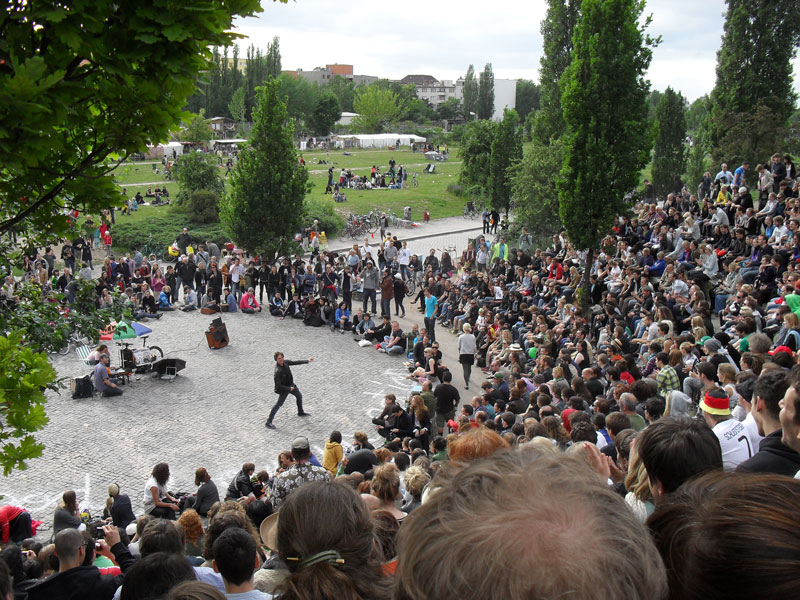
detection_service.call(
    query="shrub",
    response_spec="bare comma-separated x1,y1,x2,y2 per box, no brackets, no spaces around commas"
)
446,183,464,197
186,190,220,224
303,196,345,237
111,207,227,255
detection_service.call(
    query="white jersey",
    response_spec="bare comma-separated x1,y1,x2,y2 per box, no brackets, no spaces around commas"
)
741,412,763,458
713,418,753,470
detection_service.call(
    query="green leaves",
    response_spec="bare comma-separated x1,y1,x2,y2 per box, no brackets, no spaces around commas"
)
652,87,687,201
221,79,309,259
0,333,55,475
0,0,261,247
558,0,653,252
352,86,402,133
489,109,522,213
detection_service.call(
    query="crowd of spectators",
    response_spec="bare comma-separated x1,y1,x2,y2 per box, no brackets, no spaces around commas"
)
3,154,800,598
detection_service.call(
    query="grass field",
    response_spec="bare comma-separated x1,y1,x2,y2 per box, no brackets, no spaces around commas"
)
110,146,470,222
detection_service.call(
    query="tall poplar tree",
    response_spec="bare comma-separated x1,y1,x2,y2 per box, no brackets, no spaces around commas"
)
709,0,800,164
489,109,522,214
558,0,654,309
533,0,581,144
221,80,309,259
266,36,282,79
462,65,478,120
652,87,687,200
477,63,495,120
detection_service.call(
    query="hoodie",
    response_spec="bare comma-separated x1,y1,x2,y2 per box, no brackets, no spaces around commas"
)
736,430,800,476
322,441,343,477
26,565,122,600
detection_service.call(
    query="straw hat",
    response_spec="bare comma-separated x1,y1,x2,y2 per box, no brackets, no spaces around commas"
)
259,512,279,551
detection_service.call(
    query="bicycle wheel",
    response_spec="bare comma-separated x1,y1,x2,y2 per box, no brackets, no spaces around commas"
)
57,342,71,356
405,278,416,297
149,345,164,359
369,213,380,232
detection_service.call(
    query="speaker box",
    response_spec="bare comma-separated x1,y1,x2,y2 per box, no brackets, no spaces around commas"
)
206,318,229,349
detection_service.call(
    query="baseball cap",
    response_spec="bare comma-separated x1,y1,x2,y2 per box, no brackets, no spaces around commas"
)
768,346,793,356
291,436,310,452
699,390,730,416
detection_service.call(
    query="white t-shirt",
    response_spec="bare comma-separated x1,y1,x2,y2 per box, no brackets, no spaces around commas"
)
143,476,168,514
713,418,753,470
741,411,764,456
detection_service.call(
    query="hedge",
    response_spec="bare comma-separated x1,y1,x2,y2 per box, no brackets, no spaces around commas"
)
111,207,227,256
111,197,344,256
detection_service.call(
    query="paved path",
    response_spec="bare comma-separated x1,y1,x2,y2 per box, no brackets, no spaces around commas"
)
0,223,490,531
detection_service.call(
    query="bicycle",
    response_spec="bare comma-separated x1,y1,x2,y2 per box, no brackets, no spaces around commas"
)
386,210,400,227
140,233,160,260
404,273,417,297
117,335,164,373
365,210,380,233
462,201,479,219
52,331,90,356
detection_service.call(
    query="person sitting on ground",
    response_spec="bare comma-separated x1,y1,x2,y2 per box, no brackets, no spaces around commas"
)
144,462,180,520
647,470,800,600
53,490,82,536
211,527,269,599
182,468,220,517
107,483,136,531
273,481,391,600
159,286,175,311
94,353,123,397
636,416,723,503
181,285,197,311
378,320,405,354
269,291,284,316
26,528,125,600
87,344,110,365
393,449,666,600
221,287,237,313
240,287,261,314
226,463,256,502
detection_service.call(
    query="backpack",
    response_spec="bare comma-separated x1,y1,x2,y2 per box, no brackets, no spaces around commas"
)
71,375,94,399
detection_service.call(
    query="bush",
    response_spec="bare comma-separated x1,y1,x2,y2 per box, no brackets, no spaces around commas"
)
186,190,220,224
447,183,464,197
303,196,345,238
112,207,227,255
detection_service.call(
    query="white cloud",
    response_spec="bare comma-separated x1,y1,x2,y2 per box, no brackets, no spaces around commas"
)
232,0,799,102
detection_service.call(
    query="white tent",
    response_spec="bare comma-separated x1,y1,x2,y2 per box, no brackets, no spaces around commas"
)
144,141,185,159
332,133,426,149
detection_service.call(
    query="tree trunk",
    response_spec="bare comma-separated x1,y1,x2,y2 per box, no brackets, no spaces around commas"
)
580,246,594,314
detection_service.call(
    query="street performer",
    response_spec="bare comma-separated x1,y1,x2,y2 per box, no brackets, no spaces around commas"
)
266,352,314,430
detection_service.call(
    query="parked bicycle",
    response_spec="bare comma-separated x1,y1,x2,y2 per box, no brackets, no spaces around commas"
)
52,332,91,356
463,201,479,219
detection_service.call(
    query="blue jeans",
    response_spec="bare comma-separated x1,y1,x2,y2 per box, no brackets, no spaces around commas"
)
714,293,729,313
362,288,377,313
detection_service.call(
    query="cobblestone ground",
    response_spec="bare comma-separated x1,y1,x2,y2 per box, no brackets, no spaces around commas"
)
0,225,484,534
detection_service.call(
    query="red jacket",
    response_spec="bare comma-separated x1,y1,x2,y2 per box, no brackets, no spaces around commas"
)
0,506,25,544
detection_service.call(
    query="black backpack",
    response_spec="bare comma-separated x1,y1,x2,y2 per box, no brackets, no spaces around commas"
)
71,375,94,399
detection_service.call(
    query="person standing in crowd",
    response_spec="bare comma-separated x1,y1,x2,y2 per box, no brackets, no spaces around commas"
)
266,352,314,429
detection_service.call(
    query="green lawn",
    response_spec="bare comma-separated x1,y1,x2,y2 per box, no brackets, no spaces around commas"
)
109,146,469,221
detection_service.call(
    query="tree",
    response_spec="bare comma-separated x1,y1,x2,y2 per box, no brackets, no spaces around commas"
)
533,0,582,144
276,72,319,128
709,0,800,163
266,36,282,79
459,120,498,196
229,86,247,126
558,0,654,310
181,111,214,145
436,98,462,121
462,64,478,120
512,137,564,245
515,80,540,122
477,63,495,120
174,151,224,205
328,76,356,112
352,86,402,133
652,87,687,200
309,92,342,136
0,0,260,243
489,109,523,214
221,80,309,259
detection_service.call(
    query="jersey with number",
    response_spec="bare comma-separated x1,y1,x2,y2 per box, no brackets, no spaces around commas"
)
713,418,753,470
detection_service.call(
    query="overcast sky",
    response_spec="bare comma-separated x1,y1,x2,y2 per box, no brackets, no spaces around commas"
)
232,0,800,103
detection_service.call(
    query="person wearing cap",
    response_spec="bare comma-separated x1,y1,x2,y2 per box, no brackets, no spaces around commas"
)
699,387,752,470
93,353,122,397
266,352,314,429
271,436,329,509
107,483,136,531
737,369,800,476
